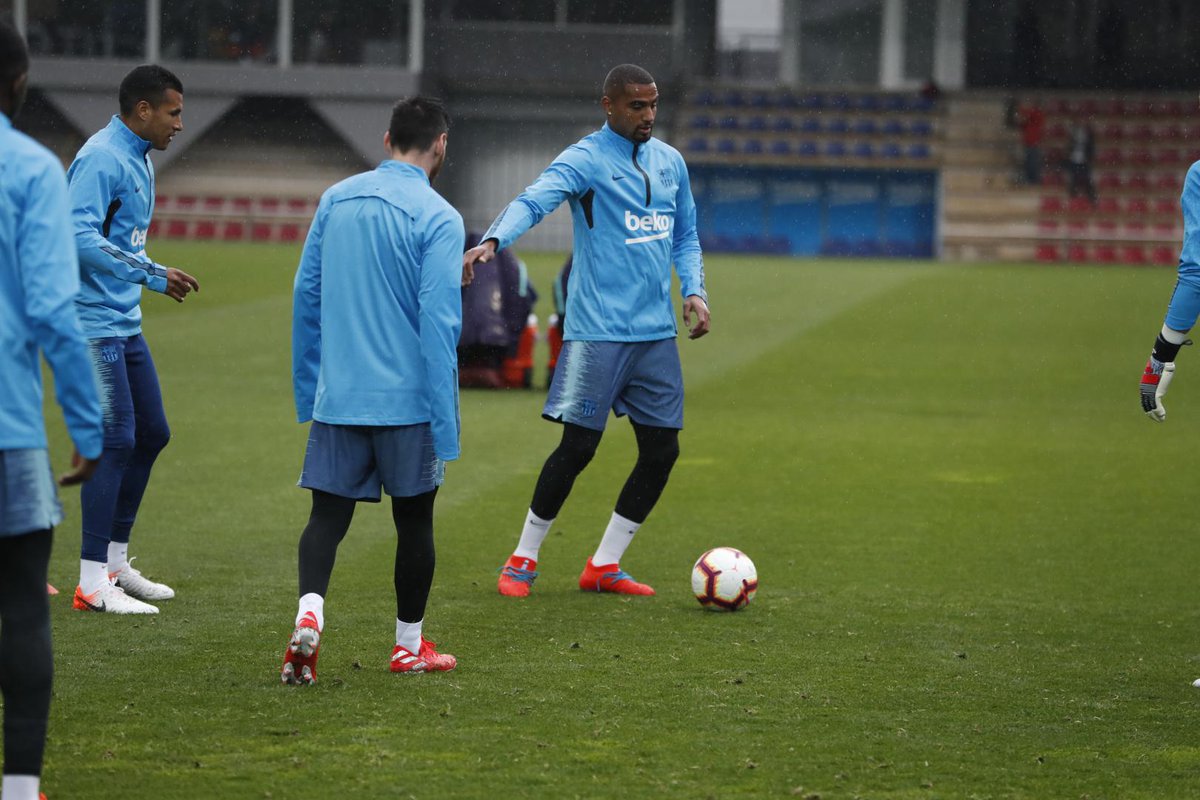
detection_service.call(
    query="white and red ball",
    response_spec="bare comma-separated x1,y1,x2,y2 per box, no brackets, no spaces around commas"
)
691,547,757,611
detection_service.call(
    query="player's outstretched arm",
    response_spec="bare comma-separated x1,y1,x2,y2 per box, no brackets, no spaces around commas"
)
682,295,710,340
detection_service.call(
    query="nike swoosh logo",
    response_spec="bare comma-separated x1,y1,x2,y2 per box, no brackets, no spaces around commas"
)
81,596,106,612
612,175,624,181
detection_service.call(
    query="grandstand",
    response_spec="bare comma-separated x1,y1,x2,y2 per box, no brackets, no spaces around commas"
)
7,0,1200,260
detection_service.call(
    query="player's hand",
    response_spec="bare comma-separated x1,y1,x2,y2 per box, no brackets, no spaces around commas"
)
461,239,497,287
682,295,710,339
58,450,100,486
164,267,200,302
1141,358,1175,422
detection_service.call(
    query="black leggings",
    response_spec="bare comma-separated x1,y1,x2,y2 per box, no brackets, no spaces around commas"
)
530,421,680,524
0,528,53,776
298,489,438,623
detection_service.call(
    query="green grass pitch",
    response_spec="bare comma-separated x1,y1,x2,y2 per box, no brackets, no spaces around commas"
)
35,242,1200,798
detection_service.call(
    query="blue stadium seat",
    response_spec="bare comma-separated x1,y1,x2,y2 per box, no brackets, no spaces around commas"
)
826,118,849,134
881,119,905,136
880,142,903,158
909,120,933,137
856,95,881,112
718,115,739,130
747,116,767,131
687,137,709,153
907,143,931,159
694,89,718,106
798,94,824,110
825,141,847,157
853,119,877,135
797,140,819,157
750,92,773,108
829,94,851,110
912,95,936,112
743,139,764,155
777,93,800,109
690,115,713,130
800,117,821,134
770,139,792,156
853,142,874,158
883,94,908,112
772,116,795,132
716,138,737,154
723,90,746,107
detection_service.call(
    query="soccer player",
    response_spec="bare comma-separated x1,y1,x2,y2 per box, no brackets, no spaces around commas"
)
464,64,710,598
67,65,200,615
1140,156,1200,424
282,96,464,684
0,22,103,800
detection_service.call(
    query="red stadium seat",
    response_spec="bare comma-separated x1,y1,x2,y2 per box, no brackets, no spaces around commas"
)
1097,147,1122,165
1154,198,1179,215
175,196,197,211
193,220,217,240
1098,172,1122,190
1040,196,1065,213
232,197,253,214
1094,245,1119,263
251,223,273,242
155,195,171,210
1067,219,1089,237
1068,197,1092,213
1067,243,1089,262
1153,222,1177,237
148,220,160,236
1122,221,1147,237
1126,173,1151,191
1126,198,1150,215
1041,170,1065,188
1123,246,1148,264
1153,246,1178,265
1155,173,1181,191
1130,149,1154,166
1035,243,1060,262
1094,220,1117,236
221,222,245,241
1037,219,1061,234
1096,197,1120,215
258,198,281,214
1156,125,1183,141
202,197,225,212
279,223,303,242
1101,123,1124,140
1156,149,1182,165
166,220,189,239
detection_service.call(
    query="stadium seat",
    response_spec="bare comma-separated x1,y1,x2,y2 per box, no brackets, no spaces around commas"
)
883,94,907,112
912,95,936,112
716,138,736,154
1123,246,1148,264
1040,196,1065,213
1126,173,1150,191
1094,245,1119,263
194,220,217,240
856,95,880,112
1066,219,1088,237
1153,222,1177,237
1122,220,1146,237
175,196,197,211
1047,122,1068,140
1097,148,1122,165
746,116,767,132
797,140,819,157
279,224,303,242
1037,219,1061,234
1155,173,1181,191
1067,243,1089,262
799,117,821,134
881,119,904,136
1154,198,1178,215
155,195,171,211
1126,197,1150,215
203,197,225,212
1068,197,1092,213
1094,219,1117,236
718,115,739,130
1035,243,1061,262
1098,172,1122,190
776,93,799,109
1130,149,1154,166
1153,246,1178,264
693,89,718,106
221,221,245,241
1157,124,1183,141
1156,148,1182,165
880,142,903,159
824,141,847,157
148,220,160,236
907,143,931,159
852,142,873,158
251,223,273,242
687,137,709,153
742,139,764,155
1101,123,1124,140
690,115,713,129
852,119,877,136
258,197,281,214
1096,197,1120,215
231,197,253,214
797,93,823,110
826,118,849,134
909,120,933,137
772,116,794,132
769,140,792,156
1041,170,1065,187
829,94,850,110
723,90,746,107
287,198,310,213
750,92,773,109
166,219,189,239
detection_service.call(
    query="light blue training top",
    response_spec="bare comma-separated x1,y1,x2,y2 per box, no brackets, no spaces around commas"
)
67,115,170,339
0,113,103,459
292,160,465,462
484,123,706,342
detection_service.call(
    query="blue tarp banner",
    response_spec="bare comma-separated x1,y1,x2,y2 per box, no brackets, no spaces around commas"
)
690,165,937,258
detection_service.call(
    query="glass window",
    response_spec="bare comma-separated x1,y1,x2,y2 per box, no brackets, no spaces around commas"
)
800,1,882,86
293,0,411,66
903,0,936,82
161,0,277,63
26,0,145,58
446,0,556,23
567,0,672,26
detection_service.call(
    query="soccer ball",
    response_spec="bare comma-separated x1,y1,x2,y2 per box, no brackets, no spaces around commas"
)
691,547,757,611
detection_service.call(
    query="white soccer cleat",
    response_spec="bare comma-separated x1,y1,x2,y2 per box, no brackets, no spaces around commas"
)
72,581,159,615
110,558,175,601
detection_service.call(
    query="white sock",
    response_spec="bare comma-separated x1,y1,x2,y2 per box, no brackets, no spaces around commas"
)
80,559,108,594
107,541,129,574
2,774,40,800
396,618,423,653
1162,324,1190,345
512,509,554,562
591,512,641,566
296,593,325,631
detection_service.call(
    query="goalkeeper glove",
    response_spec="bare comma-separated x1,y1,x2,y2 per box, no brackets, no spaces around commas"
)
1141,357,1174,422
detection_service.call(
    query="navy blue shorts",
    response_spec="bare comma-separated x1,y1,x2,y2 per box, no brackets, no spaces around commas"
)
543,339,684,431
0,449,61,537
298,421,443,501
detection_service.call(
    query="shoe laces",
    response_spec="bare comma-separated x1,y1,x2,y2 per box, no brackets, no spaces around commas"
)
601,568,635,586
123,556,144,578
501,564,538,584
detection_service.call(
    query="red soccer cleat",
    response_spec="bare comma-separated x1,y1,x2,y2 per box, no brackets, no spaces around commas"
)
578,558,655,595
281,611,321,686
498,555,538,597
389,636,457,674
